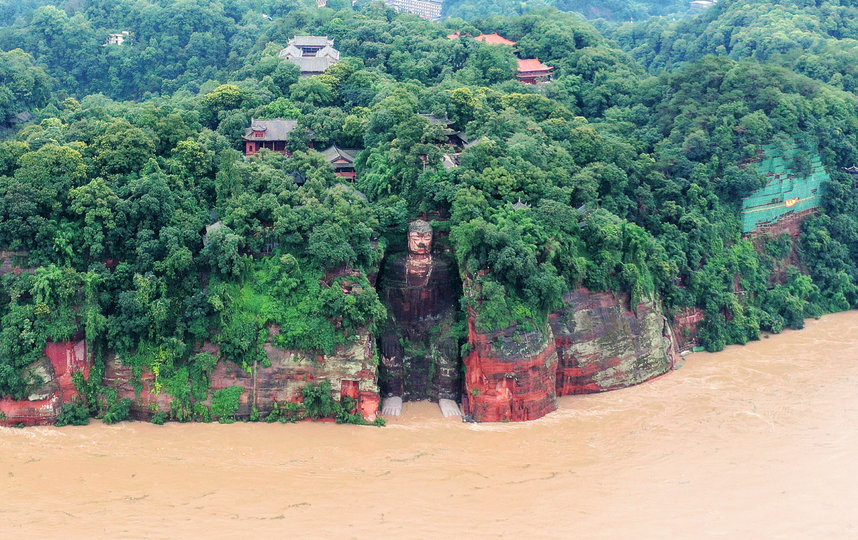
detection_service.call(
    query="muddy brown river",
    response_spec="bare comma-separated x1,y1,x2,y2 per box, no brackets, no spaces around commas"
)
3,311,858,538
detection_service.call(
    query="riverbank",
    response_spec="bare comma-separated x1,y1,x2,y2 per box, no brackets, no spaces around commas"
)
2,311,857,538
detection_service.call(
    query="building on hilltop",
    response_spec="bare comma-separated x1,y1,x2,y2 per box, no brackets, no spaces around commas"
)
243,118,304,156
384,0,443,21
321,145,361,181
741,140,826,236
288,36,335,56
517,58,553,84
474,33,516,46
104,31,131,46
279,36,340,76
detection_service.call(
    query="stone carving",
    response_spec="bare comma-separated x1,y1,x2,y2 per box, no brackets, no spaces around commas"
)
377,220,461,409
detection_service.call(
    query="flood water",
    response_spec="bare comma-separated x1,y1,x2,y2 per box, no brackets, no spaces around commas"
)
3,311,858,538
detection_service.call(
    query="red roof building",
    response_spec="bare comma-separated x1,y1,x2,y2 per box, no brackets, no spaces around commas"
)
474,33,517,46
517,58,553,84
447,30,461,39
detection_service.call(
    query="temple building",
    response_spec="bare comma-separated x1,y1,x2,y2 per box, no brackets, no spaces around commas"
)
279,36,340,76
243,118,302,156
320,145,361,181
383,0,443,20
517,58,554,84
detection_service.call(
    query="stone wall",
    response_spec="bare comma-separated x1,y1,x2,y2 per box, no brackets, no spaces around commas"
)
673,307,705,352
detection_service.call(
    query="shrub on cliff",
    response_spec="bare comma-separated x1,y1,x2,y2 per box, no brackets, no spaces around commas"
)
55,402,90,426
211,386,244,423
102,398,132,424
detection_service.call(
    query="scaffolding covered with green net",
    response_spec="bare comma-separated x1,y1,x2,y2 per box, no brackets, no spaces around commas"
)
741,141,827,235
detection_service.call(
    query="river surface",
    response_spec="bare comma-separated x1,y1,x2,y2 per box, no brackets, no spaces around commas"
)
3,311,858,538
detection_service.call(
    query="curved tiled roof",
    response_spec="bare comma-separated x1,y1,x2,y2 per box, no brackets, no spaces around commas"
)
243,118,299,141
517,58,553,72
474,33,516,45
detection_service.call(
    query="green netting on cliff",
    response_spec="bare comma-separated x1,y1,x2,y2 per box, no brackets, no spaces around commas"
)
741,141,827,234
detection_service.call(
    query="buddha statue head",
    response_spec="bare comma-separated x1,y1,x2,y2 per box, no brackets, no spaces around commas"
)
407,220,433,256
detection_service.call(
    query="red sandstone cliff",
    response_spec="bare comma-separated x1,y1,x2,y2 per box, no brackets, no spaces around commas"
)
103,333,380,423
462,288,681,422
0,340,90,426
550,289,679,396
463,317,558,422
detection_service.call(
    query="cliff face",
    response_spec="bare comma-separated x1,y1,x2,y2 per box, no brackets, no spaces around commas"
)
104,332,381,422
463,317,558,422
550,289,677,396
0,340,90,426
3,290,678,426
245,331,380,421
462,288,679,422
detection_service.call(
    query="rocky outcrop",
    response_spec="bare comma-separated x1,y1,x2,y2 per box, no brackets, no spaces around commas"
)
550,289,678,396
0,340,90,426
102,353,176,419
0,250,31,276
463,317,558,422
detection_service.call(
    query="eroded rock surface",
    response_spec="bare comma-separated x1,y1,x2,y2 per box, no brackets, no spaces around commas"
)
104,333,381,422
550,289,678,395
463,317,558,422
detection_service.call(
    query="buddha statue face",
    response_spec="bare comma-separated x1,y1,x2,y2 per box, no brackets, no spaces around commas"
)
407,220,433,256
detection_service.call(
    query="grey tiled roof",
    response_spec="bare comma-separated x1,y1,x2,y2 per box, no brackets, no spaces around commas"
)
278,45,303,59
288,36,334,47
321,145,361,164
243,118,299,141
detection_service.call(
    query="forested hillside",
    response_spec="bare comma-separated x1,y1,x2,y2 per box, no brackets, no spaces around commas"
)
2,0,858,422
443,0,689,21
613,0,858,90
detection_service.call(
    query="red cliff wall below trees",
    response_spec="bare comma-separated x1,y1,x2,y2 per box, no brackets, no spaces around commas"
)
103,333,381,422
463,317,558,422
0,340,90,426
463,288,680,422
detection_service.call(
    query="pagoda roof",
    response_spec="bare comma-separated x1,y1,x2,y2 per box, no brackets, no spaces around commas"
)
419,113,455,127
474,33,516,45
517,58,553,73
